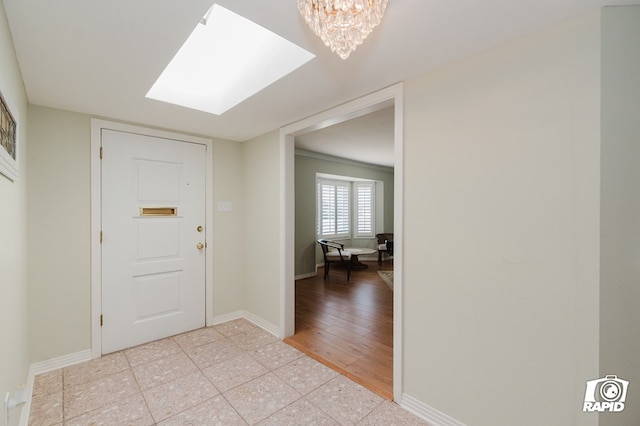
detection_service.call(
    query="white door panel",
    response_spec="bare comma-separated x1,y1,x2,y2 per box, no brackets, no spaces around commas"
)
101,129,206,354
135,219,182,260
133,272,181,320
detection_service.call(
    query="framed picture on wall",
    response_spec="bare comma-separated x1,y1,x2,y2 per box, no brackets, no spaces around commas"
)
0,90,17,181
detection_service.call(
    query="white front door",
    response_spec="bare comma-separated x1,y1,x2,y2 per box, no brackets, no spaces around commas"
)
101,129,206,354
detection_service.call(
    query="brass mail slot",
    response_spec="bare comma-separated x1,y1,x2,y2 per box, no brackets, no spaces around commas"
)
140,207,177,216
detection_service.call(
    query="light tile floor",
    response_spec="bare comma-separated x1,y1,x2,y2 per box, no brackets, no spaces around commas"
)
28,319,428,425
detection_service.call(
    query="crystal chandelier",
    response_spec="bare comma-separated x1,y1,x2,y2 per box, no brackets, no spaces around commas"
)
298,0,389,59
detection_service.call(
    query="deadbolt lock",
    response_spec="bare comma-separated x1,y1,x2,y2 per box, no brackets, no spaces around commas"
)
197,226,203,232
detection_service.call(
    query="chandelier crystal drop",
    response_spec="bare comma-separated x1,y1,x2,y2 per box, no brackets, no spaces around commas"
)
298,0,388,59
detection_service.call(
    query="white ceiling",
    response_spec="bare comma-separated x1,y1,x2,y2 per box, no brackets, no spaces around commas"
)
4,0,639,164
295,106,395,168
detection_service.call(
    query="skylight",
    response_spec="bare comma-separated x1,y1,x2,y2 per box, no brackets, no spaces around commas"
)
146,4,315,115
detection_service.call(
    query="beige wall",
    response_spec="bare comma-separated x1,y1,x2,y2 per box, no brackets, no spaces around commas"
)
212,139,245,316
242,131,282,327
0,1,30,424
403,11,600,426
27,106,92,361
600,6,640,426
26,106,247,362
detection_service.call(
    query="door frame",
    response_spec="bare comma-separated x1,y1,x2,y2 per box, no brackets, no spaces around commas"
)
90,119,214,358
279,83,404,402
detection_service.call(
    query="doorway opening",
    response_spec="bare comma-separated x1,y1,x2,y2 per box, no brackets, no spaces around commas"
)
279,83,404,401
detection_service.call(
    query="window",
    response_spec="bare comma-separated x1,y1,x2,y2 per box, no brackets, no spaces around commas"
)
354,182,375,238
317,179,350,238
317,177,376,239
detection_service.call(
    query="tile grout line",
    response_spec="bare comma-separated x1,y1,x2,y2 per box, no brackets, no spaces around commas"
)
354,398,386,425
33,319,401,425
61,358,132,423
125,348,155,426
131,322,274,425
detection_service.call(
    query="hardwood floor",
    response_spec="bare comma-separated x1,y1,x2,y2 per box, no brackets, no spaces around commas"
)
284,261,394,400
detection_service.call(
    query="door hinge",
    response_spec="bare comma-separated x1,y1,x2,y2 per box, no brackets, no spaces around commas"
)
100,231,103,243
100,315,103,326
99,146,103,159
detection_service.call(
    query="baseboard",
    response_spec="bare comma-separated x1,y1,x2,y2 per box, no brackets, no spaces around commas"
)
241,311,280,336
295,271,316,280
211,310,245,325
400,393,467,426
295,264,319,281
29,349,93,377
19,349,92,426
212,310,280,337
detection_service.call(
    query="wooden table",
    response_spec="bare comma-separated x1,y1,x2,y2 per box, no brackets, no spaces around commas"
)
345,247,377,269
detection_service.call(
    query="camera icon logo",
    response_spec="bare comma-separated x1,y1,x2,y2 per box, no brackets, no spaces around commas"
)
583,375,629,413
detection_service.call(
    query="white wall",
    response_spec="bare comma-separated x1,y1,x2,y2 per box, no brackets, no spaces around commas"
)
600,5,640,426
242,131,281,328
0,2,30,424
402,10,601,426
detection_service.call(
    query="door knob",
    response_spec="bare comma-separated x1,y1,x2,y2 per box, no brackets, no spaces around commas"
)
196,242,204,250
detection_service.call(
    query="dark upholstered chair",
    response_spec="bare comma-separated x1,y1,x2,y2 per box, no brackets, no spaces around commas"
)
317,239,352,281
376,233,394,265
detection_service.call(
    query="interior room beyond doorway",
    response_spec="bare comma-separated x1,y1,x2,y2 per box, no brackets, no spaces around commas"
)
285,259,394,399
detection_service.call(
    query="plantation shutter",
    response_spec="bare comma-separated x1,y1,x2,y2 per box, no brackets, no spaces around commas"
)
335,185,350,235
355,182,374,238
317,179,350,238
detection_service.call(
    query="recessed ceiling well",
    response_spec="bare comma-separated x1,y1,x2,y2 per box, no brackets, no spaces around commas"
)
146,4,315,115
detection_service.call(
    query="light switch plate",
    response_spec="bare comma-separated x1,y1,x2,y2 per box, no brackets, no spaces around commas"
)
218,201,232,212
